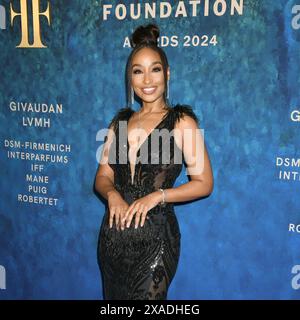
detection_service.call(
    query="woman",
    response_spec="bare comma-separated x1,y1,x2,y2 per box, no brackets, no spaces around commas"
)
95,23,214,300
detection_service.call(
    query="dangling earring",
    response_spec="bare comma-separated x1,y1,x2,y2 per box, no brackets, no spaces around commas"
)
167,79,170,99
131,86,134,105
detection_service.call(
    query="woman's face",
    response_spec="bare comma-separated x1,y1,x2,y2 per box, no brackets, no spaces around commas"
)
131,47,170,104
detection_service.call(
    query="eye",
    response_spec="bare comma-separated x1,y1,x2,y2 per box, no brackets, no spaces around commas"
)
132,69,142,74
153,67,162,72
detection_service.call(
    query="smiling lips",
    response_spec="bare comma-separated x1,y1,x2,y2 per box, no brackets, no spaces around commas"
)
141,87,157,94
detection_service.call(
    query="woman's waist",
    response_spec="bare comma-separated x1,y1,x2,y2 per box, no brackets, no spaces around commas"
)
114,182,175,201
101,206,179,238
122,190,175,208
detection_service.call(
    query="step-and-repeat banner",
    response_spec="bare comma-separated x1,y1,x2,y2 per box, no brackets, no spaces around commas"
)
0,0,299,299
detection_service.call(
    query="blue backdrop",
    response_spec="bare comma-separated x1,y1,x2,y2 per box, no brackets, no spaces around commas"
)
0,0,299,299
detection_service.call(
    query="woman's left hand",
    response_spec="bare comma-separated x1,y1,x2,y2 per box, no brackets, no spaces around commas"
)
122,191,162,229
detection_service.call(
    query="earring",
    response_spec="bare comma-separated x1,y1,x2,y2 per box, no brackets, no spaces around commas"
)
131,86,134,105
167,79,169,99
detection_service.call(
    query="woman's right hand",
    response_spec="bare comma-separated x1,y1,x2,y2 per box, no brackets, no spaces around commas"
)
107,190,129,231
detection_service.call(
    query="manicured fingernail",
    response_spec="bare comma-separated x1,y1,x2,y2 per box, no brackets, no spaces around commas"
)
135,224,137,229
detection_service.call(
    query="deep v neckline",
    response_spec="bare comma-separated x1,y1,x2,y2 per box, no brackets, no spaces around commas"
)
127,108,171,185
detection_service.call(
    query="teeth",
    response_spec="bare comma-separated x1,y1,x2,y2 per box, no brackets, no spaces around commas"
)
142,87,156,93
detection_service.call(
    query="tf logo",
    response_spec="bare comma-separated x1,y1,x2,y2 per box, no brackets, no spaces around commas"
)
0,0,51,48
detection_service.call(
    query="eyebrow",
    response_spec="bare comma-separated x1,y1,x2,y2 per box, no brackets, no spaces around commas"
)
132,61,162,68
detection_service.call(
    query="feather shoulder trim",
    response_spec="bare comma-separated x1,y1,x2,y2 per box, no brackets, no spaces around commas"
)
108,107,134,132
171,103,199,125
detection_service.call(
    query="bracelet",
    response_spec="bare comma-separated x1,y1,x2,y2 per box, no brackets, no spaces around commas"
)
158,188,165,205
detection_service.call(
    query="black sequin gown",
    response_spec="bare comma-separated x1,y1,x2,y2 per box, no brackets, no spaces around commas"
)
97,104,199,300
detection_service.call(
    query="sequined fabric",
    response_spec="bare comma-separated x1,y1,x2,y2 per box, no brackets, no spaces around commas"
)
97,104,199,300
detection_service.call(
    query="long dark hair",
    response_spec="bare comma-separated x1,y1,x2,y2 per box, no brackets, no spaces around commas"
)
125,23,170,108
